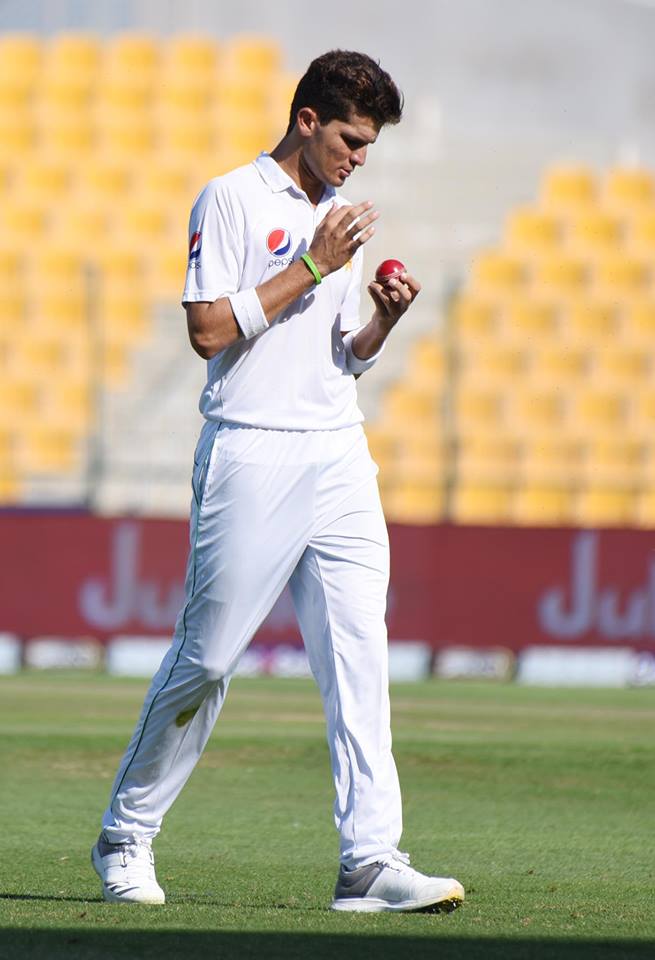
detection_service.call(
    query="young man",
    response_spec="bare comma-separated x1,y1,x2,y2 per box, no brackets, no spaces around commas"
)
92,50,464,914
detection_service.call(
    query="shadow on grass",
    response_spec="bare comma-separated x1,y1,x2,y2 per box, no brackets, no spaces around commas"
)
0,930,652,960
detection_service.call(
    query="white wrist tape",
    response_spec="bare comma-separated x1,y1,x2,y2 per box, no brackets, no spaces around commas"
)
228,288,269,340
342,328,386,375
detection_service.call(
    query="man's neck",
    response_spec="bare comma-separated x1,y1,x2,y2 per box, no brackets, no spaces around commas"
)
270,135,324,206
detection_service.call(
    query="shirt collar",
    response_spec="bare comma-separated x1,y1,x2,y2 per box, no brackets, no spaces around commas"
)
253,152,337,206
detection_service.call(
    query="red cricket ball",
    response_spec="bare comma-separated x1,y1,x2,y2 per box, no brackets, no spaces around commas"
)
375,259,406,286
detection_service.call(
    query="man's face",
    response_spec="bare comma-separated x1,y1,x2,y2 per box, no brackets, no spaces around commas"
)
301,110,380,187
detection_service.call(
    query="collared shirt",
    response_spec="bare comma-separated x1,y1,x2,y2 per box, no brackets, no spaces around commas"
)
182,152,365,430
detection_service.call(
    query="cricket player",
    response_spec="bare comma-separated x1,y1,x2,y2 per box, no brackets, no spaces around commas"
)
92,49,464,914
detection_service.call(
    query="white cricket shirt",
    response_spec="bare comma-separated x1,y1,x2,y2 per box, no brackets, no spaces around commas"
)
182,152,367,430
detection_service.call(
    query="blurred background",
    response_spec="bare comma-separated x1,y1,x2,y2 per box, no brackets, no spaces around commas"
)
2,0,655,682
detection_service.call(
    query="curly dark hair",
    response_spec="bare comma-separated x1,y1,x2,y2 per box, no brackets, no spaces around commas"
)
287,50,403,134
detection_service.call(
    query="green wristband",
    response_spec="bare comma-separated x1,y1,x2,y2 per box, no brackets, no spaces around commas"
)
301,253,322,285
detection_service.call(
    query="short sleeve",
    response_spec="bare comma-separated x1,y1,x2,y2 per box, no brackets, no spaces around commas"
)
181,180,243,304
338,246,364,333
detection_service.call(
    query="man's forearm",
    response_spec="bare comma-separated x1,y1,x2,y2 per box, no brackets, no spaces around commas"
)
187,259,317,359
350,312,394,360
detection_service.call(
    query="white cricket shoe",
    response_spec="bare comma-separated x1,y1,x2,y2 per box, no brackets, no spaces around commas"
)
331,850,464,913
91,833,165,904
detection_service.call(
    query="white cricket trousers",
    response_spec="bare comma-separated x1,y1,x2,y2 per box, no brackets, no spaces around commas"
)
102,421,403,867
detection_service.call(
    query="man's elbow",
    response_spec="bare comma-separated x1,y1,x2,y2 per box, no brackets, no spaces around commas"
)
188,331,219,360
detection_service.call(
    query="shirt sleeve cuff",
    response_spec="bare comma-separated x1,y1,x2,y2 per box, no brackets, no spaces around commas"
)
342,327,385,375
228,288,269,339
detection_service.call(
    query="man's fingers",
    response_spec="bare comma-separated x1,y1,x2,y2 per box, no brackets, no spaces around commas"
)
352,225,376,248
398,272,421,296
346,209,379,237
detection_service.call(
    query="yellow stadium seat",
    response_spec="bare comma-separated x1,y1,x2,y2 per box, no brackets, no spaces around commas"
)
571,388,628,436
96,113,156,156
36,70,93,110
0,109,35,159
0,469,20,503
144,247,187,300
512,485,574,526
163,34,220,75
37,110,94,157
98,292,151,344
133,164,193,202
28,287,88,332
540,166,598,211
73,160,133,213
520,436,584,485
45,32,101,75
629,211,655,254
583,437,644,487
573,488,636,527
103,33,160,75
396,449,444,486
0,200,49,251
505,208,562,253
456,435,519,484
502,299,561,342
632,390,655,436
40,380,93,433
564,299,621,343
453,386,505,432
5,336,67,378
223,35,281,76
0,291,26,331
531,344,589,387
603,167,655,213
452,296,500,340
364,425,397,465
48,205,111,253
566,211,624,255
14,425,79,474
0,377,40,424
592,255,651,296
531,254,588,296
155,76,214,116
623,300,655,344
158,117,216,158
13,159,72,201
0,34,42,87
590,345,651,387
407,337,447,391
382,484,445,524
509,387,567,434
97,248,142,290
0,248,22,285
451,484,513,524
470,251,527,292
635,491,655,529
456,342,527,385
28,249,86,293
382,384,440,422
110,202,169,245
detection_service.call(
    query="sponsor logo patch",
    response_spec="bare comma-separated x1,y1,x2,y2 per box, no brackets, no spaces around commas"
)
189,231,202,262
266,228,292,256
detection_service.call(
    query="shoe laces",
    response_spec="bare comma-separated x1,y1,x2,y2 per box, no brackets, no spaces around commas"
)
379,849,412,872
118,840,156,878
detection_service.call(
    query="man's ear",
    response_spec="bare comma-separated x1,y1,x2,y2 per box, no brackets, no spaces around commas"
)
296,106,319,138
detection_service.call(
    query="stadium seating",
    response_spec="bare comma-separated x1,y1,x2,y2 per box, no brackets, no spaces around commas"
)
0,31,292,502
368,161,655,528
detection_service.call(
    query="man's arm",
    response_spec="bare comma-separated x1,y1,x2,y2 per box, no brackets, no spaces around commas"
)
185,200,379,360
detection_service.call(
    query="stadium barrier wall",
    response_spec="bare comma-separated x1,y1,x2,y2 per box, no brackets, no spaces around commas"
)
2,513,655,658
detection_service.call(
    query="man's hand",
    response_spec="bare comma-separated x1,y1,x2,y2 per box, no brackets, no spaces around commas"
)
367,271,421,331
308,201,379,277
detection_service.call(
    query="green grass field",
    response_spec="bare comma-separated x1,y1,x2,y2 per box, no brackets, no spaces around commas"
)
0,672,653,960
